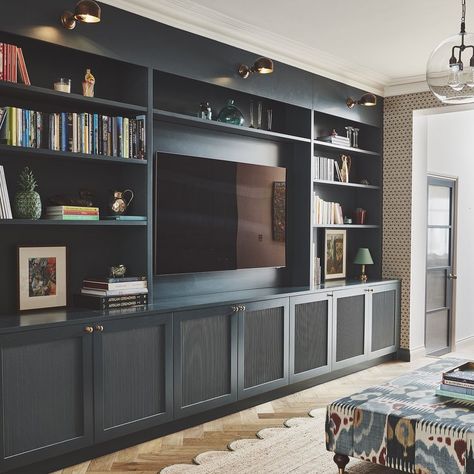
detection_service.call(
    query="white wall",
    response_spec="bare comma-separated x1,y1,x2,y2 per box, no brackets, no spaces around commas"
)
427,109,474,345
410,115,428,351
412,107,474,350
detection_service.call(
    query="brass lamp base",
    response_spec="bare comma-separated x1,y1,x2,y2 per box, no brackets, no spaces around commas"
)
358,264,368,282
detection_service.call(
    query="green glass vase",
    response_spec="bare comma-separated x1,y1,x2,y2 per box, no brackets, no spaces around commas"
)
217,99,244,126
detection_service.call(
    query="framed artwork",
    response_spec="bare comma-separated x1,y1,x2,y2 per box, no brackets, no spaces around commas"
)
324,230,346,280
272,181,286,242
17,245,68,311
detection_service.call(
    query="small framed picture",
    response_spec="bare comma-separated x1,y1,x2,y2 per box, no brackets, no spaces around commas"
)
17,245,68,311
324,230,346,280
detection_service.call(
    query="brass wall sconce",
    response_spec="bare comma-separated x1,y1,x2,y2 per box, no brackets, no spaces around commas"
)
61,0,101,30
238,57,274,79
346,93,377,109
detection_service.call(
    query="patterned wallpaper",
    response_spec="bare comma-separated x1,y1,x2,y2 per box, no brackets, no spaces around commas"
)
383,91,444,350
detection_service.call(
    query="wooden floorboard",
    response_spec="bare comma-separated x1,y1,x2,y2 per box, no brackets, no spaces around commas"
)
52,355,451,474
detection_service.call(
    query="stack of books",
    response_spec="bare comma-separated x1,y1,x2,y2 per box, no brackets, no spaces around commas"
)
314,194,344,225
0,106,146,159
46,206,99,221
75,276,148,310
317,133,350,147
0,165,12,219
436,362,474,402
0,43,30,84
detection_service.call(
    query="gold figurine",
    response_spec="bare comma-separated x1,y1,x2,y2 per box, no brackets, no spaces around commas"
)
82,69,95,97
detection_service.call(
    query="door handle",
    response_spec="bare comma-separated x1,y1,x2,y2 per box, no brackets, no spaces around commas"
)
448,274,458,280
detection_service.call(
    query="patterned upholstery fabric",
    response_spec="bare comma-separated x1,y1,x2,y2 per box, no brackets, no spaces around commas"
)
326,359,474,473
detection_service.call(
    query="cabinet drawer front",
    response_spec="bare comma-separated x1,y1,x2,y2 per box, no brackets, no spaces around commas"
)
335,294,366,362
294,299,329,374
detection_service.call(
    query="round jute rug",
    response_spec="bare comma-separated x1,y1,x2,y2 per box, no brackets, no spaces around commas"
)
160,409,401,474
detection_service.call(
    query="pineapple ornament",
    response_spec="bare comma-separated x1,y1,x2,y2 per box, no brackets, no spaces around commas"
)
14,167,42,219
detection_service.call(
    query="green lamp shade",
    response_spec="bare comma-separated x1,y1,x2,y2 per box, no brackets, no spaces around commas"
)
353,248,374,265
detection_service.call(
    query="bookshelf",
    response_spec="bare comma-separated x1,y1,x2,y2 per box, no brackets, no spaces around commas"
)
0,28,384,313
312,109,383,282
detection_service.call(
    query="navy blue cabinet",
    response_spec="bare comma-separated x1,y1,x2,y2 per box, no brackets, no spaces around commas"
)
173,305,239,418
93,313,173,442
238,298,289,399
0,324,94,471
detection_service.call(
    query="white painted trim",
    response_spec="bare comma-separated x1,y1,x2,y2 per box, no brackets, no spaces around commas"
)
100,0,388,95
384,78,430,97
454,335,474,353
409,345,427,360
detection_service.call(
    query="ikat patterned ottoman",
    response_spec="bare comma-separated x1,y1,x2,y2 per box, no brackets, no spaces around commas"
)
326,358,474,473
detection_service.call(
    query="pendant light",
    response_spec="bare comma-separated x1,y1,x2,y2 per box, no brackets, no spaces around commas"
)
427,0,474,104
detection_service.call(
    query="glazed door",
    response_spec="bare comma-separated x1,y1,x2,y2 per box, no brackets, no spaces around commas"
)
425,176,457,356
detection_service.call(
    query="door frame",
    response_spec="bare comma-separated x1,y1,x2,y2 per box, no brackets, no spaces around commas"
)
425,174,458,356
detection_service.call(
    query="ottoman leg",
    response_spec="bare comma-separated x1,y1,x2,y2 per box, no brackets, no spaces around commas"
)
333,453,350,474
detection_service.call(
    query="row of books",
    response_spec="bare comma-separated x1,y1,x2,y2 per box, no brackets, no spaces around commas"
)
314,156,348,182
436,362,474,402
45,206,99,221
314,195,344,225
0,166,12,219
0,43,30,84
76,276,148,310
1,107,146,159
317,134,350,147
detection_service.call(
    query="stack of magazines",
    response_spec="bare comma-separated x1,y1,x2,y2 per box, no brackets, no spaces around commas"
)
436,362,474,401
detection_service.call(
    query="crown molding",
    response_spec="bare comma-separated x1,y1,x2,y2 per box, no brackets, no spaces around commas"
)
100,0,388,96
384,75,430,97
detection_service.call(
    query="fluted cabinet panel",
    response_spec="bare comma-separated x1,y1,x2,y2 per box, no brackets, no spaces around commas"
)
181,315,232,406
371,290,396,352
335,295,365,362
294,300,328,374
101,326,165,429
244,307,284,389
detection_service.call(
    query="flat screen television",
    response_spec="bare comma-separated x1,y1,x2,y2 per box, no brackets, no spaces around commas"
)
154,154,287,275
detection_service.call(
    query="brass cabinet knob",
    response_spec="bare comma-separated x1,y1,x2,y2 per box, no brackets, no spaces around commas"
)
231,305,238,313
95,325,104,332
84,326,94,334
239,305,246,311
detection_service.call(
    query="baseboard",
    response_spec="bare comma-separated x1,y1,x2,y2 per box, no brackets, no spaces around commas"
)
454,335,474,353
397,346,426,362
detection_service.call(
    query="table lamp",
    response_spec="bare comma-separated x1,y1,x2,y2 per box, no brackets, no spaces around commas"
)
353,248,373,282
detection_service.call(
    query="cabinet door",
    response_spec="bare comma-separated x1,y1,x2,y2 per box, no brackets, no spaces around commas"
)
238,298,289,399
332,287,370,370
94,313,173,442
174,305,238,418
289,292,331,383
0,324,93,471
369,282,399,357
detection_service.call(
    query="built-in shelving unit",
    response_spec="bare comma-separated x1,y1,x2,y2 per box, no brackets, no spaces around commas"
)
0,81,148,114
313,139,380,157
312,109,383,281
0,145,148,165
0,219,147,226
154,109,311,144
314,224,380,229
312,179,380,190
0,30,150,314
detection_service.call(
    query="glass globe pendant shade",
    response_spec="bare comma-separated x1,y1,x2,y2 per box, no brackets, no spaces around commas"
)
427,32,474,104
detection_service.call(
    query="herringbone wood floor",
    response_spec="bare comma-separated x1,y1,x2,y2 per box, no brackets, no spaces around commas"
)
52,355,450,474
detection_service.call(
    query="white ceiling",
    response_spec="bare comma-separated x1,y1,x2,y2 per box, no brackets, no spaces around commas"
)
101,0,473,96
